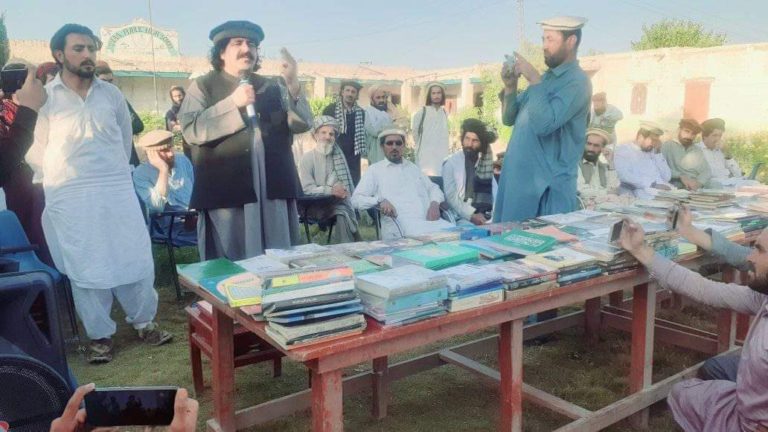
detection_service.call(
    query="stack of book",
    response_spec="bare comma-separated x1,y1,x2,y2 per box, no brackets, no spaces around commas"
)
355,265,448,327
654,189,690,203
491,260,558,300
570,240,639,275
461,229,557,260
290,253,381,275
526,247,602,286
391,243,479,270
353,238,424,267
685,190,735,210
259,266,366,349
437,264,505,312
265,243,331,265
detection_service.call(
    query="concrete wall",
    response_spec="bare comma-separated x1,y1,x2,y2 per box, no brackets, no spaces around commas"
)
113,75,190,113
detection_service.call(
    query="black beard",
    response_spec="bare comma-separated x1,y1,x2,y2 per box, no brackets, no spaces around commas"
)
583,151,599,163
65,60,94,79
749,274,768,294
544,47,567,69
463,148,479,162
374,102,387,111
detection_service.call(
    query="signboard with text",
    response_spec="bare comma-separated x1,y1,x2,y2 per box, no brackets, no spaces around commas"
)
100,19,180,58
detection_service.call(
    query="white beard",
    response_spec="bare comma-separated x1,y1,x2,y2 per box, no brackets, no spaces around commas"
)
318,140,335,156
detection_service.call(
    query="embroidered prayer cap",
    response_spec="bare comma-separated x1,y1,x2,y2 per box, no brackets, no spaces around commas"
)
537,16,588,31
701,118,726,136
209,21,265,45
339,80,362,91
586,127,611,145
639,120,664,136
313,115,339,134
591,92,606,102
378,128,407,143
138,130,174,149
679,118,702,135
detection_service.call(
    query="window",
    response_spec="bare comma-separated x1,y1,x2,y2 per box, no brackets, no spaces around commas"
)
630,84,647,115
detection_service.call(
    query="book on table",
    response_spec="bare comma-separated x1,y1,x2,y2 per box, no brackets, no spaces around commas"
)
355,265,448,299
235,255,289,275
447,290,504,312
290,253,382,275
436,263,503,295
525,247,597,270
176,258,248,303
358,287,448,316
464,230,558,258
217,272,264,307
266,302,364,324
265,314,367,349
391,243,480,270
265,243,331,264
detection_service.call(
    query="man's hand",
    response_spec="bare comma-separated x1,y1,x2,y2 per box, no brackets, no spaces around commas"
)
378,199,397,218
501,62,519,92
618,219,655,265
673,204,693,234
171,123,181,133
680,175,701,191
426,201,441,221
280,48,301,97
513,52,541,85
470,213,487,225
50,383,94,432
146,149,169,173
232,83,255,109
15,66,47,112
331,183,348,199
168,388,199,432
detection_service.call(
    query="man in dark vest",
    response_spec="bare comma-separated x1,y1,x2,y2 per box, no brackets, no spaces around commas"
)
179,21,312,260
322,80,366,185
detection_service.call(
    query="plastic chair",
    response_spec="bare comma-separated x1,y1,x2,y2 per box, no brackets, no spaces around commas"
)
0,210,78,340
296,194,337,244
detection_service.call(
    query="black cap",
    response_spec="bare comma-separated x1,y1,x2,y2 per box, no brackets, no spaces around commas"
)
209,21,265,45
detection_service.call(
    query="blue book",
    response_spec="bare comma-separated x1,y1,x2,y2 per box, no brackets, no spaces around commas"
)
267,303,363,324
359,287,448,315
265,299,361,318
451,282,506,299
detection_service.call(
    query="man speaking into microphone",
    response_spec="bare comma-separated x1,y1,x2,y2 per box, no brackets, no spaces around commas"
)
180,20,313,260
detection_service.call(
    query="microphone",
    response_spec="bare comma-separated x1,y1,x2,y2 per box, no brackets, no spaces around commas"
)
238,71,257,123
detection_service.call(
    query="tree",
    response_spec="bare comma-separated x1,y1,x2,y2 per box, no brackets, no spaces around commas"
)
0,13,9,68
632,19,726,51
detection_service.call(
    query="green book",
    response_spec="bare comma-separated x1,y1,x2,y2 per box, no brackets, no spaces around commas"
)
177,258,247,303
483,230,558,256
392,244,479,270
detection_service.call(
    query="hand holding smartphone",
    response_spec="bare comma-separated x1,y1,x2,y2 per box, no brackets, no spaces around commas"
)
1,65,28,95
84,386,178,427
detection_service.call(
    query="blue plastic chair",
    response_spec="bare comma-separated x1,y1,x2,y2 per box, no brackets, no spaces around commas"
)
0,210,79,340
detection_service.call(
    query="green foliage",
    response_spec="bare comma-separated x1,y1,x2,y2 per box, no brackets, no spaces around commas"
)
631,19,727,51
309,96,334,117
725,131,768,183
138,111,166,133
0,13,9,68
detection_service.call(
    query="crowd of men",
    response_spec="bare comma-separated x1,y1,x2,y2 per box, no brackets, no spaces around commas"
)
0,15,767,432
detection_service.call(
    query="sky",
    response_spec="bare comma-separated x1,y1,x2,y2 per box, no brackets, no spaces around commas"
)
4,0,768,69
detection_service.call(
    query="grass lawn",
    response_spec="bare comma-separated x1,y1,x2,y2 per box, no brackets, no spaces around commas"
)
66,221,700,431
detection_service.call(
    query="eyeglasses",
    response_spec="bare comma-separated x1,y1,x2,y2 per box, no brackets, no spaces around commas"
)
384,140,404,147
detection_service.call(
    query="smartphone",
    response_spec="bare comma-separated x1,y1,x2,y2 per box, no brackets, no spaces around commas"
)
1,67,27,95
503,54,517,70
609,220,624,244
670,205,681,230
84,386,177,427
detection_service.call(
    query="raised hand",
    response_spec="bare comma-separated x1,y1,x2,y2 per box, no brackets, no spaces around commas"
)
15,66,47,112
280,47,300,96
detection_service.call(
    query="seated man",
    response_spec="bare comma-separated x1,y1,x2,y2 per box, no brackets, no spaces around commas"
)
661,119,713,190
442,118,497,225
298,116,361,243
615,121,674,199
619,206,768,432
132,130,195,244
697,118,757,187
578,128,616,190
352,128,453,239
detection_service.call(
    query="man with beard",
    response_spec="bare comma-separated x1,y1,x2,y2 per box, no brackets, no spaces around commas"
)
589,92,623,145
661,119,712,191
298,116,360,243
442,118,497,225
179,21,312,260
364,84,395,165
614,121,673,199
579,127,611,189
619,206,768,432
165,86,185,132
323,80,365,185
27,24,171,363
412,82,450,176
352,129,452,239
494,16,591,223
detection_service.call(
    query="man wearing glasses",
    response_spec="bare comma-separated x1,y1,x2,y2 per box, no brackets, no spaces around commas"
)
352,129,452,239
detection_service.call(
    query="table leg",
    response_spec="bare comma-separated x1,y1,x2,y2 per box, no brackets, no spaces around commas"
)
372,356,389,419
629,282,655,429
210,308,236,431
499,319,524,432
609,291,623,308
311,368,344,432
584,297,602,345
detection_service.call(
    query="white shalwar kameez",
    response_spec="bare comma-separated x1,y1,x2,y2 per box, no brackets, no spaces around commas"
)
412,106,450,176
27,76,156,340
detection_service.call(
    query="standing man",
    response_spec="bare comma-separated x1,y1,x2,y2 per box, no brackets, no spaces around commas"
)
614,121,674,199
494,16,592,222
28,24,171,363
323,80,366,185
442,118,496,225
180,21,312,260
412,82,450,176
661,119,712,191
298,116,360,243
589,92,623,145
364,84,394,166
165,85,185,133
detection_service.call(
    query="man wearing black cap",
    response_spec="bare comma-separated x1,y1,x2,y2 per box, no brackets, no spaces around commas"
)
441,118,496,225
323,80,366,185
179,20,312,260
661,119,712,191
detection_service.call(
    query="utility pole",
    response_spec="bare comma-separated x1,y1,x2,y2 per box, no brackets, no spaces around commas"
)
148,0,159,113
517,0,525,48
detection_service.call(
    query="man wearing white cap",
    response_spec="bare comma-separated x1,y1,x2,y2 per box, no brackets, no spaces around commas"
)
614,121,674,199
352,129,453,239
412,82,450,176
298,116,361,243
494,16,592,222
132,130,196,244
